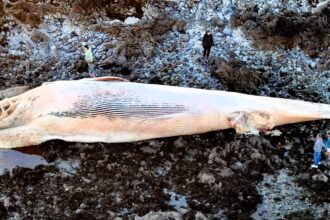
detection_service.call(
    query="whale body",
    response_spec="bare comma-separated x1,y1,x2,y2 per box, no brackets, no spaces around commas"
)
0,76,329,148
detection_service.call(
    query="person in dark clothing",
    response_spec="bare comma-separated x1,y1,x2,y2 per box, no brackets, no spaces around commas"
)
202,31,214,59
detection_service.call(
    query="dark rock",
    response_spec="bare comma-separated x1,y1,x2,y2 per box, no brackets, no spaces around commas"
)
175,20,187,34
99,57,117,69
0,202,8,219
119,66,131,75
212,58,264,94
75,60,88,73
234,9,330,57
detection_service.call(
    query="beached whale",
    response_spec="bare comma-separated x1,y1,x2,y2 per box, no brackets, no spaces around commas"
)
0,76,329,148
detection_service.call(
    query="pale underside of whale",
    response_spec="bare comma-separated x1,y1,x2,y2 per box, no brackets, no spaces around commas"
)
0,76,329,148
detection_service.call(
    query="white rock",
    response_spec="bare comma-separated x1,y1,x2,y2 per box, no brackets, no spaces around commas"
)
124,17,140,25
222,25,232,35
312,0,330,14
198,172,216,184
135,211,182,220
312,173,328,183
195,212,208,220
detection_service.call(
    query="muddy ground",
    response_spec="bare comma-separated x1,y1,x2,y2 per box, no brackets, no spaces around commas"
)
0,0,330,219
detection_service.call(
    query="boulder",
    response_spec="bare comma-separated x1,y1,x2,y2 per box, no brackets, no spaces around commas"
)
75,60,88,73
312,172,328,183
99,57,117,69
198,171,216,185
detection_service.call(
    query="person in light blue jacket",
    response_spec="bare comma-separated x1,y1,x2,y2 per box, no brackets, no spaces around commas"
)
312,133,325,168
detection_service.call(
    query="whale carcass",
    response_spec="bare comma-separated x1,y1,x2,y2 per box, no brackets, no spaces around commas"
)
0,76,329,148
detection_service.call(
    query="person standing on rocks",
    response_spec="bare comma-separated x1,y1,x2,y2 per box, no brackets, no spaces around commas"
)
326,132,330,161
83,45,95,78
202,31,214,59
312,133,325,168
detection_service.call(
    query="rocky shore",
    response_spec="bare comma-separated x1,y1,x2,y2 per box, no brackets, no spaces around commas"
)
0,0,330,219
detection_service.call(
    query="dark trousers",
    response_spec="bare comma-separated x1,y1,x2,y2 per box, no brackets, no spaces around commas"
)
203,46,211,58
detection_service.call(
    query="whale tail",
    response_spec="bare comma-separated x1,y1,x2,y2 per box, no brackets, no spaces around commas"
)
225,97,330,135
271,99,330,128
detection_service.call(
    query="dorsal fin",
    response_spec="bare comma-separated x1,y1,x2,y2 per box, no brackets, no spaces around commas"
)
88,76,129,82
